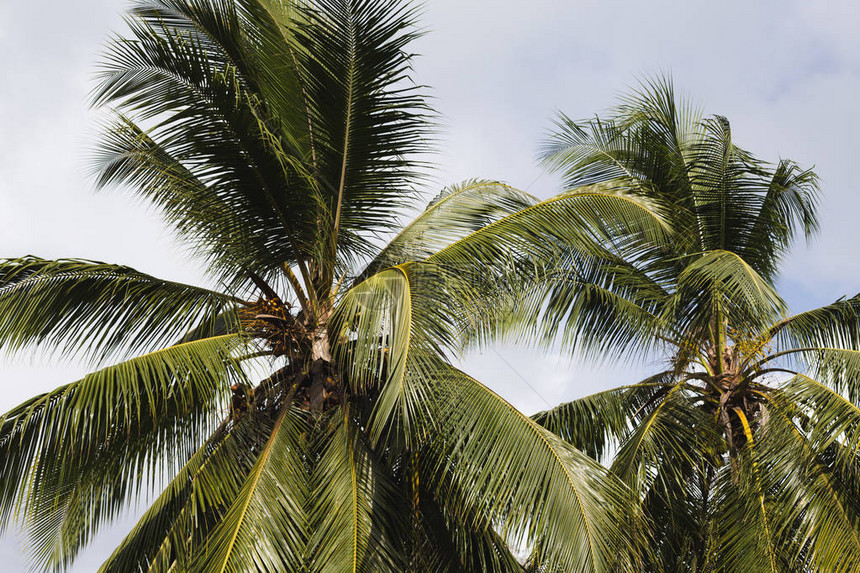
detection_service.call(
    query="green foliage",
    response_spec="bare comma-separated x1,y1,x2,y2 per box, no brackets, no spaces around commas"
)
0,1,673,571
0,335,249,571
0,257,239,364
532,77,860,571
6,0,851,569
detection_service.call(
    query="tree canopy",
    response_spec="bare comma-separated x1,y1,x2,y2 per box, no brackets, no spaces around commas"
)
533,78,859,572
0,1,668,571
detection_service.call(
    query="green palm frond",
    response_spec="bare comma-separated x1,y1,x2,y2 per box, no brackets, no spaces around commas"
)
610,381,716,491
357,180,537,283
293,0,431,276
765,391,860,571
428,367,641,572
800,348,860,400
780,374,860,469
522,255,674,361
532,374,675,461
709,409,784,573
686,116,769,258
189,405,308,573
755,347,860,402
668,249,786,340
637,462,713,572
427,183,672,269
413,473,523,573
768,293,860,353
0,334,249,570
541,77,702,232
92,0,432,294
331,266,429,445
540,116,644,189
742,159,819,278
96,419,247,573
307,405,406,573
93,113,310,290
0,257,240,364
423,186,673,352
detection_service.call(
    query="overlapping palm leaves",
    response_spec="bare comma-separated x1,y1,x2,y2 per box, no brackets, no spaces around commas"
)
533,78,860,572
0,1,672,571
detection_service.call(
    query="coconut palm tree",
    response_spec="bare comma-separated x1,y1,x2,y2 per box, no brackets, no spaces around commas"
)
531,78,860,572
0,1,668,571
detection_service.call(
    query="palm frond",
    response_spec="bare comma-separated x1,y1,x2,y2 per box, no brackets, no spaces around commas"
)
768,293,860,354
293,0,431,276
540,76,702,238
521,254,674,362
610,380,717,492
779,374,860,470
413,472,524,573
635,459,712,572
92,0,321,287
428,367,641,572
424,186,674,353
99,409,280,573
356,180,536,283
307,405,406,572
332,266,431,446
542,75,818,286
0,334,249,570
0,256,240,364
764,390,860,571
741,159,820,278
93,113,310,290
709,408,784,572
533,373,676,462
686,116,770,262
757,348,860,403
188,405,308,573
670,249,786,337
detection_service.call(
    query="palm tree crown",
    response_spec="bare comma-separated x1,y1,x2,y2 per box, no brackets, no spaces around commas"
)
0,1,668,571
533,78,860,572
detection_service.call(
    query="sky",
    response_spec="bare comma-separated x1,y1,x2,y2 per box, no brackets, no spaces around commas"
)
2,0,860,569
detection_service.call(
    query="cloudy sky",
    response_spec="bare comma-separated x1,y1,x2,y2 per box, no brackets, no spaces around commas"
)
2,0,860,569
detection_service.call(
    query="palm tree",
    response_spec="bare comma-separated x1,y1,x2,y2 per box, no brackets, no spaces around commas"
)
0,1,667,571
531,78,860,572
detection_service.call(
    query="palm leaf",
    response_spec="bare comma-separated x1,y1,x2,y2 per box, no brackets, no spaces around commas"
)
767,294,860,355
780,374,860,472
521,254,674,361
669,249,786,337
356,179,536,283
428,366,640,572
765,389,860,571
423,186,674,352
710,408,782,573
756,347,860,403
741,159,819,278
93,0,320,288
96,408,285,573
0,256,240,364
306,405,406,572
0,334,249,570
610,380,716,492
293,0,431,278
413,473,523,573
533,373,676,462
188,405,308,573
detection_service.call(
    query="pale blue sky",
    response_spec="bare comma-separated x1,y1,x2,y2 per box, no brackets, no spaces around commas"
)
2,0,860,569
